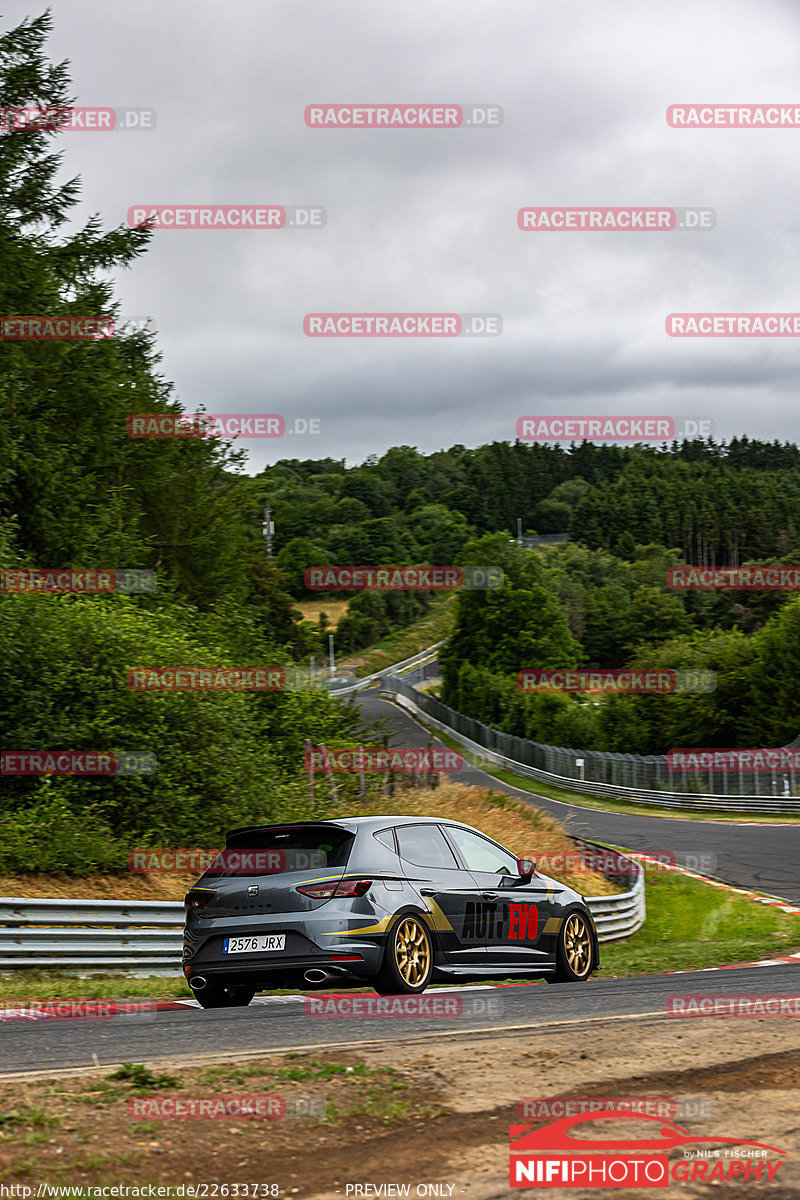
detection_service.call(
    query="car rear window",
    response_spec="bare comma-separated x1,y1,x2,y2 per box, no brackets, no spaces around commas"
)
396,824,459,869
204,826,354,876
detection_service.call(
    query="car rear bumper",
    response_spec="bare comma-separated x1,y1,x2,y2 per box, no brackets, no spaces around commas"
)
183,928,385,987
184,950,379,989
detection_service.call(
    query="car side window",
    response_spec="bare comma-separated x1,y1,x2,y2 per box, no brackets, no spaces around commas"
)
373,828,397,853
445,827,518,875
396,824,459,869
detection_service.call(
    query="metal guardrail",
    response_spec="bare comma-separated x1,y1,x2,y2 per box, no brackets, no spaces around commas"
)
382,677,800,814
0,898,185,972
580,853,646,944
0,846,643,970
325,640,446,697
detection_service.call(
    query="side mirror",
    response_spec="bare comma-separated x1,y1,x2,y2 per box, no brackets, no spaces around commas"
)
517,857,536,878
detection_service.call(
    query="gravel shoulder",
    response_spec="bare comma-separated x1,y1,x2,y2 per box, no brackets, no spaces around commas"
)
2,1015,799,1198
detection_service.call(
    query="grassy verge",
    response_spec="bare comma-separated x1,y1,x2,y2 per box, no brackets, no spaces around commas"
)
599,868,800,976
342,594,455,677
0,779,616,902
416,720,800,825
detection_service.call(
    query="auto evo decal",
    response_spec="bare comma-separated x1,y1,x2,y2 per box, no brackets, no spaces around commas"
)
462,901,539,942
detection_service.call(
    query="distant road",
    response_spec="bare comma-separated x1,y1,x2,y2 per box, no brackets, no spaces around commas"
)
354,687,800,904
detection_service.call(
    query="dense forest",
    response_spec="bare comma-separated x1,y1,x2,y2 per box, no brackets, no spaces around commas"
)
3,14,800,872
438,534,800,755
262,438,800,652
0,14,360,872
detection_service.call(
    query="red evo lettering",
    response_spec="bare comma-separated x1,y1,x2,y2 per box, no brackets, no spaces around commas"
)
509,904,538,940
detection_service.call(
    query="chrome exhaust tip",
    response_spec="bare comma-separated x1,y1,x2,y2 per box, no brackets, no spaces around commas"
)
189,976,207,991
303,968,331,984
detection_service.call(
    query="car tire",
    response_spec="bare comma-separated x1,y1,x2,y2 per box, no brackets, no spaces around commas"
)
192,983,256,1009
551,910,594,982
373,913,434,995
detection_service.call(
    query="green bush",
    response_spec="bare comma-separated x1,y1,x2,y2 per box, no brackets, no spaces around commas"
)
0,594,358,871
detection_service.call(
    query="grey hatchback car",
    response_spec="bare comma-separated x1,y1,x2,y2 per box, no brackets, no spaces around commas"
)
182,816,599,1007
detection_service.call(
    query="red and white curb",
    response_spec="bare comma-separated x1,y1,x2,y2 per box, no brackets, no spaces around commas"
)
628,850,800,914
2,864,798,1021
618,851,800,974
0,985,498,1021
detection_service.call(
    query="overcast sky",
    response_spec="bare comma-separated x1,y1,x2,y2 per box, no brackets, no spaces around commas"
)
11,0,800,470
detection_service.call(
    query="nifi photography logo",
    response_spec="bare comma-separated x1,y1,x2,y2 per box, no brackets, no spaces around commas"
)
509,1110,784,1188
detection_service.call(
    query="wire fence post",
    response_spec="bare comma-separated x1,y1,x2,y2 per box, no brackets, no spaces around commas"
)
316,743,338,806
304,738,315,806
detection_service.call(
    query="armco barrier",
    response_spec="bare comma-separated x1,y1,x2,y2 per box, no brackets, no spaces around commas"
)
325,640,446,697
0,897,185,973
380,676,800,813
0,845,643,971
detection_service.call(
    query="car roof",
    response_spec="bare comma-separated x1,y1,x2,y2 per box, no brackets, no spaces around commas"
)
227,815,483,837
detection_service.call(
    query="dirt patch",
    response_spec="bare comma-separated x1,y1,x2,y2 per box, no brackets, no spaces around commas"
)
2,1017,799,1196
293,599,351,630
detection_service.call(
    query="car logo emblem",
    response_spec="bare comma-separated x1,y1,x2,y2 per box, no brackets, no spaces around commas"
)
248,885,259,896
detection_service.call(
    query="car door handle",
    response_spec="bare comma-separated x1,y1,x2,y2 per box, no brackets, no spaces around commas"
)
481,892,498,901
420,888,436,896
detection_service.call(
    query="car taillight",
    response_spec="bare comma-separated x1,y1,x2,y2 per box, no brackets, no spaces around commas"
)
335,879,372,897
185,890,214,911
296,879,372,898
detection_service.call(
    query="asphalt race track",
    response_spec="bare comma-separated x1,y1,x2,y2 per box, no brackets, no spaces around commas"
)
355,684,800,904
1,966,798,1078
2,679,799,1078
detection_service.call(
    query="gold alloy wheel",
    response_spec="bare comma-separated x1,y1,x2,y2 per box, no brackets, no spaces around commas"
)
564,913,592,977
394,916,431,986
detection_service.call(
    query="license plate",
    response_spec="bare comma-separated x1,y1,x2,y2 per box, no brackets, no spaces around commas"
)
223,935,285,955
